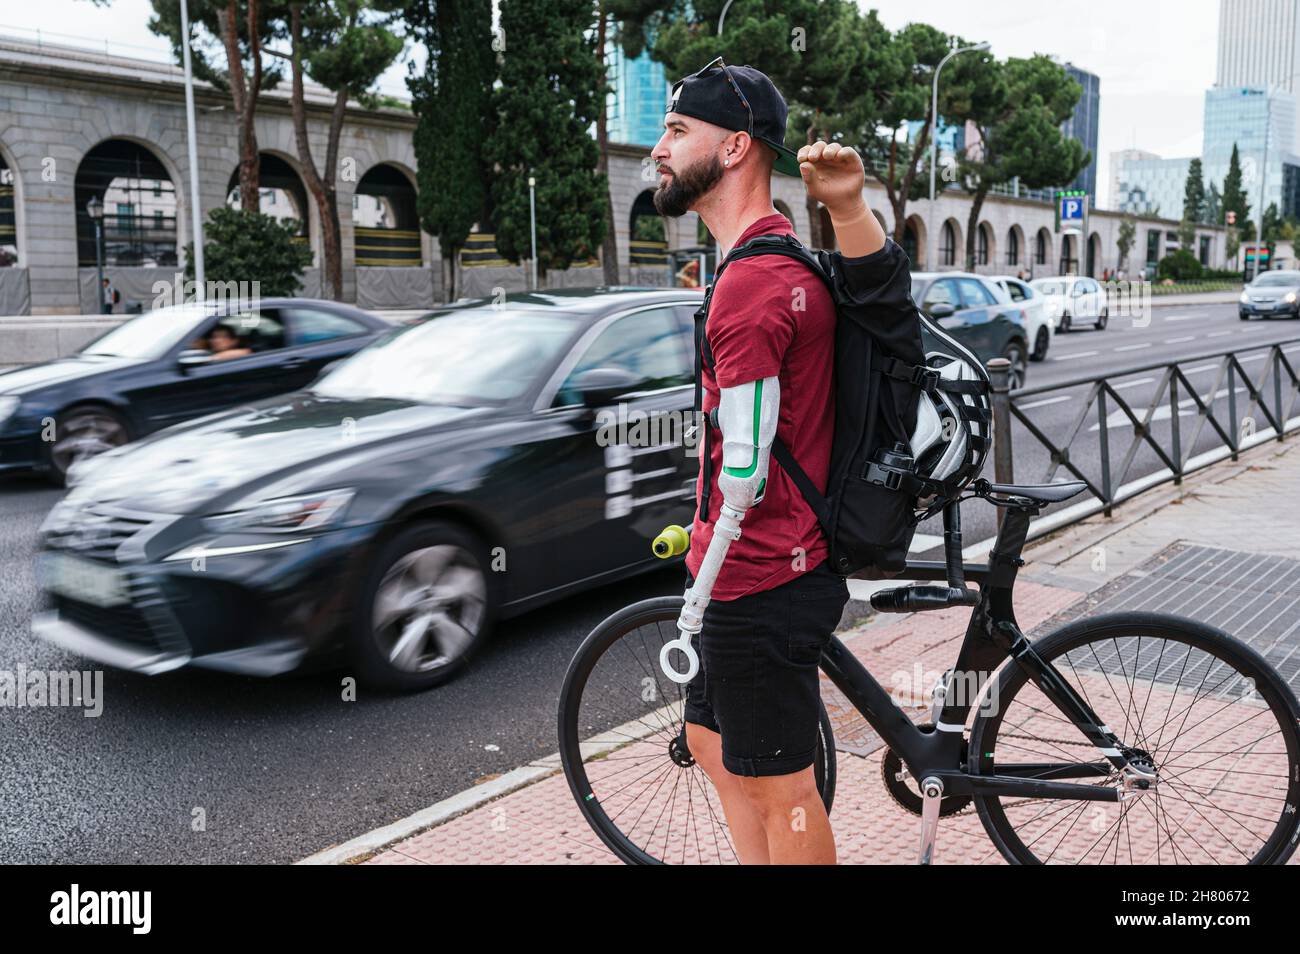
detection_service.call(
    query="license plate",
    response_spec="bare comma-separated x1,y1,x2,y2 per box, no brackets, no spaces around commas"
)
39,552,128,607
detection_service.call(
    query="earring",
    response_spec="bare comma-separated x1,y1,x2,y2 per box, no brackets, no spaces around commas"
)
724,160,730,166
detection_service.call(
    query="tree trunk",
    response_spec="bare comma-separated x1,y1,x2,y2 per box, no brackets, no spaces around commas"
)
218,0,262,212
804,123,823,249
595,7,619,285
288,5,345,300
964,186,987,271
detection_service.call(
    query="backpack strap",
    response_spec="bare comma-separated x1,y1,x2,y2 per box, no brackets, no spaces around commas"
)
693,233,835,536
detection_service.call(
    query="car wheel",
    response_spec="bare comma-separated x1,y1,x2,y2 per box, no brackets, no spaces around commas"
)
1240,311,1251,321
1096,306,1109,330
351,520,496,691
1060,312,1072,333
48,405,130,486
1030,326,1050,361
1003,341,1028,390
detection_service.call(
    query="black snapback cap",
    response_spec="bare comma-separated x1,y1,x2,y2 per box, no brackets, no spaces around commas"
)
667,58,801,177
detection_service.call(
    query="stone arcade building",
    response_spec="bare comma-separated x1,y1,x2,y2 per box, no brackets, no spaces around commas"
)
0,36,1227,316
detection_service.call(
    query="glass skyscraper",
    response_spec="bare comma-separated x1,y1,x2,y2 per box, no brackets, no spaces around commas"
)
605,41,670,147
1062,64,1100,198
1203,85,1299,218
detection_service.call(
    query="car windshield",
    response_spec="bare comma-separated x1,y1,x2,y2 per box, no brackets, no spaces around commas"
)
1251,272,1300,287
313,308,578,405
79,303,212,359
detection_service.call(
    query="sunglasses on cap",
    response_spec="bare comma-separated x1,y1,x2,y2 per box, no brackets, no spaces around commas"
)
670,55,754,139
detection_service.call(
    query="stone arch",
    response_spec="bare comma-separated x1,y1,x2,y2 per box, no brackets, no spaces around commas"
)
353,161,422,266
1005,223,1025,270
903,214,926,268
74,137,183,267
1034,227,1053,273
1088,231,1102,277
629,189,667,267
939,217,962,268
226,151,315,263
975,221,996,269
1060,232,1079,274
0,139,23,267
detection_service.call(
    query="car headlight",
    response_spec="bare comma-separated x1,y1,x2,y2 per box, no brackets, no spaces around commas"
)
0,395,20,427
1240,291,1250,303
203,489,355,534
1286,292,1297,304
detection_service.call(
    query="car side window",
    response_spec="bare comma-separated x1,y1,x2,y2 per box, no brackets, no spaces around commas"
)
1006,282,1026,302
554,307,691,407
194,310,286,361
285,308,369,346
956,278,995,308
922,279,957,310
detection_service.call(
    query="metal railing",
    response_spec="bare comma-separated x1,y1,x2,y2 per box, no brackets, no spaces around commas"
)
986,337,1300,517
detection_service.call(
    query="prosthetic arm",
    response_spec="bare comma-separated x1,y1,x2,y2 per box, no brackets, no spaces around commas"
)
660,376,781,683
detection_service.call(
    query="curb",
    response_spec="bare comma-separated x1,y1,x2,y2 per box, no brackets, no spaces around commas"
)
297,761,561,865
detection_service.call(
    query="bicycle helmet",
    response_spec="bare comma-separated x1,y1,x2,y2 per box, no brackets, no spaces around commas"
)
907,323,992,513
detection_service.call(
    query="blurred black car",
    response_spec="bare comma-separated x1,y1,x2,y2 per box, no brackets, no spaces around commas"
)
34,288,704,690
910,271,1030,387
0,299,390,483
1239,270,1300,320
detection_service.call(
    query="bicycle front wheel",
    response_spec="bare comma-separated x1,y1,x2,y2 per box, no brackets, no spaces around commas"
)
969,611,1300,864
557,595,836,865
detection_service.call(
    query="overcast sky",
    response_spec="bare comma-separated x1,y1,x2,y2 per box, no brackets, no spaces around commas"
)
2,0,1219,208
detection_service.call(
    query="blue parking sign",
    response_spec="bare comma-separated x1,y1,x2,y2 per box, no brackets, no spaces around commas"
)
1060,195,1085,225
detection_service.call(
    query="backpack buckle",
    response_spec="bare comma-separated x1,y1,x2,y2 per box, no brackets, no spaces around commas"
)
907,365,940,391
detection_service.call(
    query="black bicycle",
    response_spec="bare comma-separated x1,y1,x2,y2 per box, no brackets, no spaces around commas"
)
557,479,1300,865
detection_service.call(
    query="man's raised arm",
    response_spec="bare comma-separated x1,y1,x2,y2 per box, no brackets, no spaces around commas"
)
797,140,884,258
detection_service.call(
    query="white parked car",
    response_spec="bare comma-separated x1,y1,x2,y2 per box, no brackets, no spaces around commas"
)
1029,275,1110,332
990,275,1054,361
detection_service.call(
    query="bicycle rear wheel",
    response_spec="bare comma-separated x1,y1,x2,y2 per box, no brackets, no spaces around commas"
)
969,611,1300,864
557,595,836,865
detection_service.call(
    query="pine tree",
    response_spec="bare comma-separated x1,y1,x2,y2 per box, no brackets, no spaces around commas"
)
406,0,496,302
486,0,608,278
1222,143,1251,227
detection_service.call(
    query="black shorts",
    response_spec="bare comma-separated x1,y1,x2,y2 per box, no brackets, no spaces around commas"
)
682,559,849,777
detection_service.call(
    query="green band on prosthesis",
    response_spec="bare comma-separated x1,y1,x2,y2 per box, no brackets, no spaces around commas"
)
722,378,762,478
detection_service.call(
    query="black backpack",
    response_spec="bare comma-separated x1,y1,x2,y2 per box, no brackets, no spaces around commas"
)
693,233,984,578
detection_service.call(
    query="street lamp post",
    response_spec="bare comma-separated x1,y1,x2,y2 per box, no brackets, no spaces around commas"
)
179,0,205,302
927,41,990,272
528,175,538,291
86,196,104,315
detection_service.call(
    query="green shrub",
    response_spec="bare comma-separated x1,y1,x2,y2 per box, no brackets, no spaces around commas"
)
1156,248,1204,282
185,207,313,298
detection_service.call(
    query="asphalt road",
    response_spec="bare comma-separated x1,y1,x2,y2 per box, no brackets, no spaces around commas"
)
1,299,1297,863
911,300,1300,552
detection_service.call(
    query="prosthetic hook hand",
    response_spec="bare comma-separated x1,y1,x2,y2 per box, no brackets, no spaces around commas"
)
660,376,781,683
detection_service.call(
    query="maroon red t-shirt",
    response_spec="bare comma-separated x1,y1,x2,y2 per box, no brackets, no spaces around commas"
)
686,212,836,600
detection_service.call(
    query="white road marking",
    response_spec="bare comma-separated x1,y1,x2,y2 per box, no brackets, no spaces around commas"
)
1165,335,1197,344
1090,386,1248,430
1017,395,1073,410
1112,377,1155,390
1052,350,1100,361
1164,314,1209,322
1207,331,1232,338
1114,343,1151,352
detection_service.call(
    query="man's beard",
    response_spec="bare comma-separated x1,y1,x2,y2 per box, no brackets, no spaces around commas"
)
653,153,725,217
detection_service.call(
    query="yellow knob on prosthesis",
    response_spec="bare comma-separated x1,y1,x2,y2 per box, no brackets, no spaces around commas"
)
651,524,690,559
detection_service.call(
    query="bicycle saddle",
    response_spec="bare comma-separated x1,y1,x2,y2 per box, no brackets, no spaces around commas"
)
982,480,1088,504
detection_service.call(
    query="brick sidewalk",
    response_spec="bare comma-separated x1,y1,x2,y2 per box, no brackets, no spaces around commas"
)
324,438,1300,865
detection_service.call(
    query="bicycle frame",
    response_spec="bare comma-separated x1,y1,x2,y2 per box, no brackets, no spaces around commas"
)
819,500,1140,805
